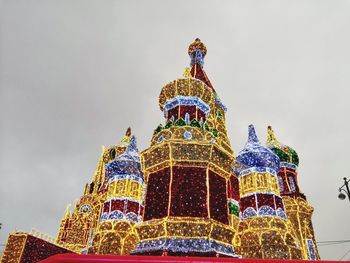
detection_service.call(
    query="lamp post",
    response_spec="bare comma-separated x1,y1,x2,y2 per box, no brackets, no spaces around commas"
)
338,177,350,202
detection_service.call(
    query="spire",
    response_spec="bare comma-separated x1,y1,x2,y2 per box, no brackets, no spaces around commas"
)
235,124,281,174
119,127,132,147
126,135,138,154
64,203,71,217
266,126,281,148
248,124,259,144
188,38,216,92
92,146,106,185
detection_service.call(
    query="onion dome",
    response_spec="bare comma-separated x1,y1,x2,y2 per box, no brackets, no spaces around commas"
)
266,126,299,167
234,125,280,174
105,135,144,182
188,38,207,67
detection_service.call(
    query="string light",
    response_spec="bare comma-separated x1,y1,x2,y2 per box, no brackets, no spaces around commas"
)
2,39,320,261
1,232,71,262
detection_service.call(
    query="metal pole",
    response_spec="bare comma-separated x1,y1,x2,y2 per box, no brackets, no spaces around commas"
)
344,177,350,202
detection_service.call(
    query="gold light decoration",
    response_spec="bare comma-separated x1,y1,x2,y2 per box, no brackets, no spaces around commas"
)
2,39,321,261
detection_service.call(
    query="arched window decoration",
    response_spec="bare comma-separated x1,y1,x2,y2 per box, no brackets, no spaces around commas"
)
89,182,95,194
242,207,257,219
288,177,296,192
277,176,284,192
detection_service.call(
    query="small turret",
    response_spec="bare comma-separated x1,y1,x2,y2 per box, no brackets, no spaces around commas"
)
266,126,320,260
90,129,144,255
233,125,301,259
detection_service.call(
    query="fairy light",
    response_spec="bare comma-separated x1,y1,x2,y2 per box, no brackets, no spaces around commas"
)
2,39,320,261
1,232,71,262
267,126,320,260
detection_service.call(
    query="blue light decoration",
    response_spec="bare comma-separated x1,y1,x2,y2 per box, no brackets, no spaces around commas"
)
241,207,257,219
100,136,144,223
163,96,211,118
289,177,296,192
105,136,144,183
190,49,205,67
258,206,276,216
134,238,238,258
183,131,192,140
278,176,284,192
307,239,317,260
214,94,227,112
234,125,280,174
234,125,288,221
157,135,164,144
280,162,298,170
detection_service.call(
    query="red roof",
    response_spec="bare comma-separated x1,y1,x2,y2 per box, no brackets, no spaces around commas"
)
190,64,216,93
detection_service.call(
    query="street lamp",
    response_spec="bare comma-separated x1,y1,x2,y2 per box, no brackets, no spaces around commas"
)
338,177,350,202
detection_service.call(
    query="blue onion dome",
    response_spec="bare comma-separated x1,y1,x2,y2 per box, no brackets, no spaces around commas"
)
234,125,280,174
105,135,144,182
266,126,299,167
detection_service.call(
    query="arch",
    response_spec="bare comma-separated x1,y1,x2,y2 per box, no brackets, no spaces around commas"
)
285,232,298,247
99,232,122,255
261,230,284,246
99,222,112,231
240,231,260,247
242,207,257,219
122,233,139,255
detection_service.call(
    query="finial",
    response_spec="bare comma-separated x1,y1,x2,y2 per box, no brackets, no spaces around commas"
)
248,124,259,143
183,67,191,78
266,126,281,147
188,38,207,67
120,127,132,147
64,203,71,217
126,127,131,137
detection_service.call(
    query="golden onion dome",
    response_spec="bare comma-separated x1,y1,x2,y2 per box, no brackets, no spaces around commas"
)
266,126,299,167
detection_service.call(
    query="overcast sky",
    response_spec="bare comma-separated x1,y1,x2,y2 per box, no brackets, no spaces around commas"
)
1,0,350,260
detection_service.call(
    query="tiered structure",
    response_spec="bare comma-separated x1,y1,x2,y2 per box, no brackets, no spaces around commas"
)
266,126,320,260
56,128,144,256
132,38,238,257
89,131,144,255
2,39,320,262
233,125,301,259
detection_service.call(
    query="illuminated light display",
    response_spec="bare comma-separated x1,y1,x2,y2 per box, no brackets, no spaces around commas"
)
132,39,238,257
266,126,320,260
89,131,145,255
233,125,302,259
1,233,71,262
2,39,320,262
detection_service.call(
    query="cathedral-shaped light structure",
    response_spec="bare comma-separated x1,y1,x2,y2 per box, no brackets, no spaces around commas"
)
100,135,144,223
266,126,320,260
234,124,287,220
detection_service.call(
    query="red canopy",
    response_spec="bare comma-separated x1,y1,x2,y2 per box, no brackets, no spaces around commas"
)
41,254,343,263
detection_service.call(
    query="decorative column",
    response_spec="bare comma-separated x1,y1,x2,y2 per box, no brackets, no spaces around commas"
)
133,39,238,257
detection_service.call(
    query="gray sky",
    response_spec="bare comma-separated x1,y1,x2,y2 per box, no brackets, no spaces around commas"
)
1,0,350,260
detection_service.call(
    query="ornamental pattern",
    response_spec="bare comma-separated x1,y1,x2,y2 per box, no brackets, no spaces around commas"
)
3,39,320,262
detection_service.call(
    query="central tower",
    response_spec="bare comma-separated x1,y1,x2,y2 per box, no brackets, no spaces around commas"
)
132,39,239,257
